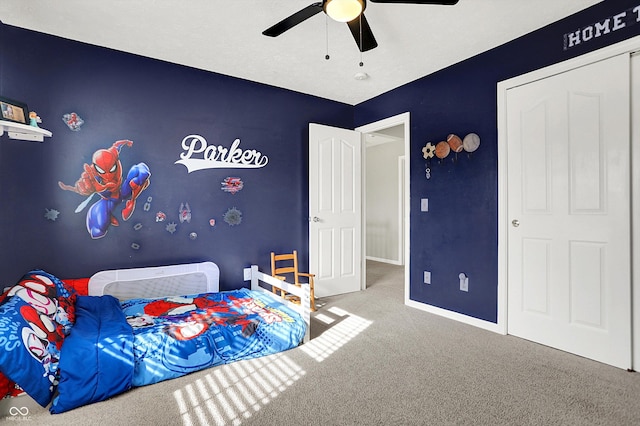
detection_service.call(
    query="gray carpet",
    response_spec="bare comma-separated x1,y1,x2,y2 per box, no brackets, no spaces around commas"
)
3,260,640,425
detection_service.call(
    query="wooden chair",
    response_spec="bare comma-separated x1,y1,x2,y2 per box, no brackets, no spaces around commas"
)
270,250,316,312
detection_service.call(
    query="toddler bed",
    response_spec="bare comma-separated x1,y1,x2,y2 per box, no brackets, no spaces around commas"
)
0,262,310,414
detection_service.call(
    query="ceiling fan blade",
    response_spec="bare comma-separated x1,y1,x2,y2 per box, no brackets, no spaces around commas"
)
369,0,459,4
263,2,324,37
347,14,378,52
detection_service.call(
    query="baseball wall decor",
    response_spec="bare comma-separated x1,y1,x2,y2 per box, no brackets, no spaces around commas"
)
462,133,480,153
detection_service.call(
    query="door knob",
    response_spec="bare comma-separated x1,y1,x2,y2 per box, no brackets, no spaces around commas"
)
312,217,320,222
512,219,520,227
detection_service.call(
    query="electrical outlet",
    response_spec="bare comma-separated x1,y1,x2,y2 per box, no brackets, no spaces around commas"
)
459,273,468,292
424,271,431,284
421,198,429,212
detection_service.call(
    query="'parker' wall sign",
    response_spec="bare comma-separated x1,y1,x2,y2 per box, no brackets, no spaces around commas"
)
175,134,269,173
564,5,640,50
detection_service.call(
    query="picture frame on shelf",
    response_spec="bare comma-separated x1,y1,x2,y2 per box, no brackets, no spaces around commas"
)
0,96,29,125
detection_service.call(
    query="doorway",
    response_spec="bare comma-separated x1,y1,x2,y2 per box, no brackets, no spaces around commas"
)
363,125,405,266
356,113,410,298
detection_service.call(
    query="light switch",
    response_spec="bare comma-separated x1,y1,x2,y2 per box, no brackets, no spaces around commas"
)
421,198,429,212
424,271,431,284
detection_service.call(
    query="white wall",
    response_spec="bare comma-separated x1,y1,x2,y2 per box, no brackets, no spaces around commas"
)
366,139,404,263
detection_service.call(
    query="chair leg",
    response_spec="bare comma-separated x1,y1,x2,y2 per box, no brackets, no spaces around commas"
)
310,281,316,312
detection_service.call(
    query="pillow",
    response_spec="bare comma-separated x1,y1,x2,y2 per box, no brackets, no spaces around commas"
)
0,373,24,399
0,372,15,399
0,296,63,406
5,270,78,333
0,269,78,406
62,278,90,296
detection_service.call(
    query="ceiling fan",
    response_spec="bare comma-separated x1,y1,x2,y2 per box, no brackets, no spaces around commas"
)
263,0,460,52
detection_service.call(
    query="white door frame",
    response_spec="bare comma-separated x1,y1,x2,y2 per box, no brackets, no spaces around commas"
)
398,155,405,266
632,51,640,371
497,36,640,365
356,112,410,299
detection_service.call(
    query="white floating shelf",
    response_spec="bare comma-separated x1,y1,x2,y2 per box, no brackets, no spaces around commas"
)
0,120,52,142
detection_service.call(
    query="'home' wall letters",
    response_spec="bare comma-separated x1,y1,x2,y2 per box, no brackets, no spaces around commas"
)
564,4,640,50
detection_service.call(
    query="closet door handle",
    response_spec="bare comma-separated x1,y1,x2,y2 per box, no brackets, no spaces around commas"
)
512,219,520,227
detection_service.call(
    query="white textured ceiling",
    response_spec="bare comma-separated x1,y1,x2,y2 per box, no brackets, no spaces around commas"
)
0,0,602,105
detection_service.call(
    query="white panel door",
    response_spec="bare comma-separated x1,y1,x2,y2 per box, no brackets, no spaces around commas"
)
309,123,362,298
506,53,631,369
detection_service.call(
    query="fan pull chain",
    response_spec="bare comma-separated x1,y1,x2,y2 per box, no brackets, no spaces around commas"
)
325,15,330,60
359,16,364,67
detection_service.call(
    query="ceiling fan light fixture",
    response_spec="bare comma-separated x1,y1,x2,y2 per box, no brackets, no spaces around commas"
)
324,0,365,23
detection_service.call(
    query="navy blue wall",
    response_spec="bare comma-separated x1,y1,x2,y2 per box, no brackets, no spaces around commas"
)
0,23,353,288
354,0,640,322
2,1,640,317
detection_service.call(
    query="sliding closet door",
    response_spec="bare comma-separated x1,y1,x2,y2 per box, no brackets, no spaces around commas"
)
506,53,631,369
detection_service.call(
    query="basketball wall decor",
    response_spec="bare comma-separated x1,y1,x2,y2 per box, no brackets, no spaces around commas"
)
435,141,450,159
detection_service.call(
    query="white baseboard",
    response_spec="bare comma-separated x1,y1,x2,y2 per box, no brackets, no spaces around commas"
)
405,299,504,334
366,256,402,265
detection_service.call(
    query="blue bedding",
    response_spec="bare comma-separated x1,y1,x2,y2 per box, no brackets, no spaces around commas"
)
50,288,306,413
50,296,134,414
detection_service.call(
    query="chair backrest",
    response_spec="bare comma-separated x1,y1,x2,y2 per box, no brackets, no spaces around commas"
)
270,250,300,285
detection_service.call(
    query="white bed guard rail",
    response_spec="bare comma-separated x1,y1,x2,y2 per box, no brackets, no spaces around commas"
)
244,265,310,343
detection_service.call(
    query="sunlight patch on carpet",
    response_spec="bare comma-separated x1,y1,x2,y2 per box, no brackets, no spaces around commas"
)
300,306,373,362
173,353,305,426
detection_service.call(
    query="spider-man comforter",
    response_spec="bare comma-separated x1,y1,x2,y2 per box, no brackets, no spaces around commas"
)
50,288,306,413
